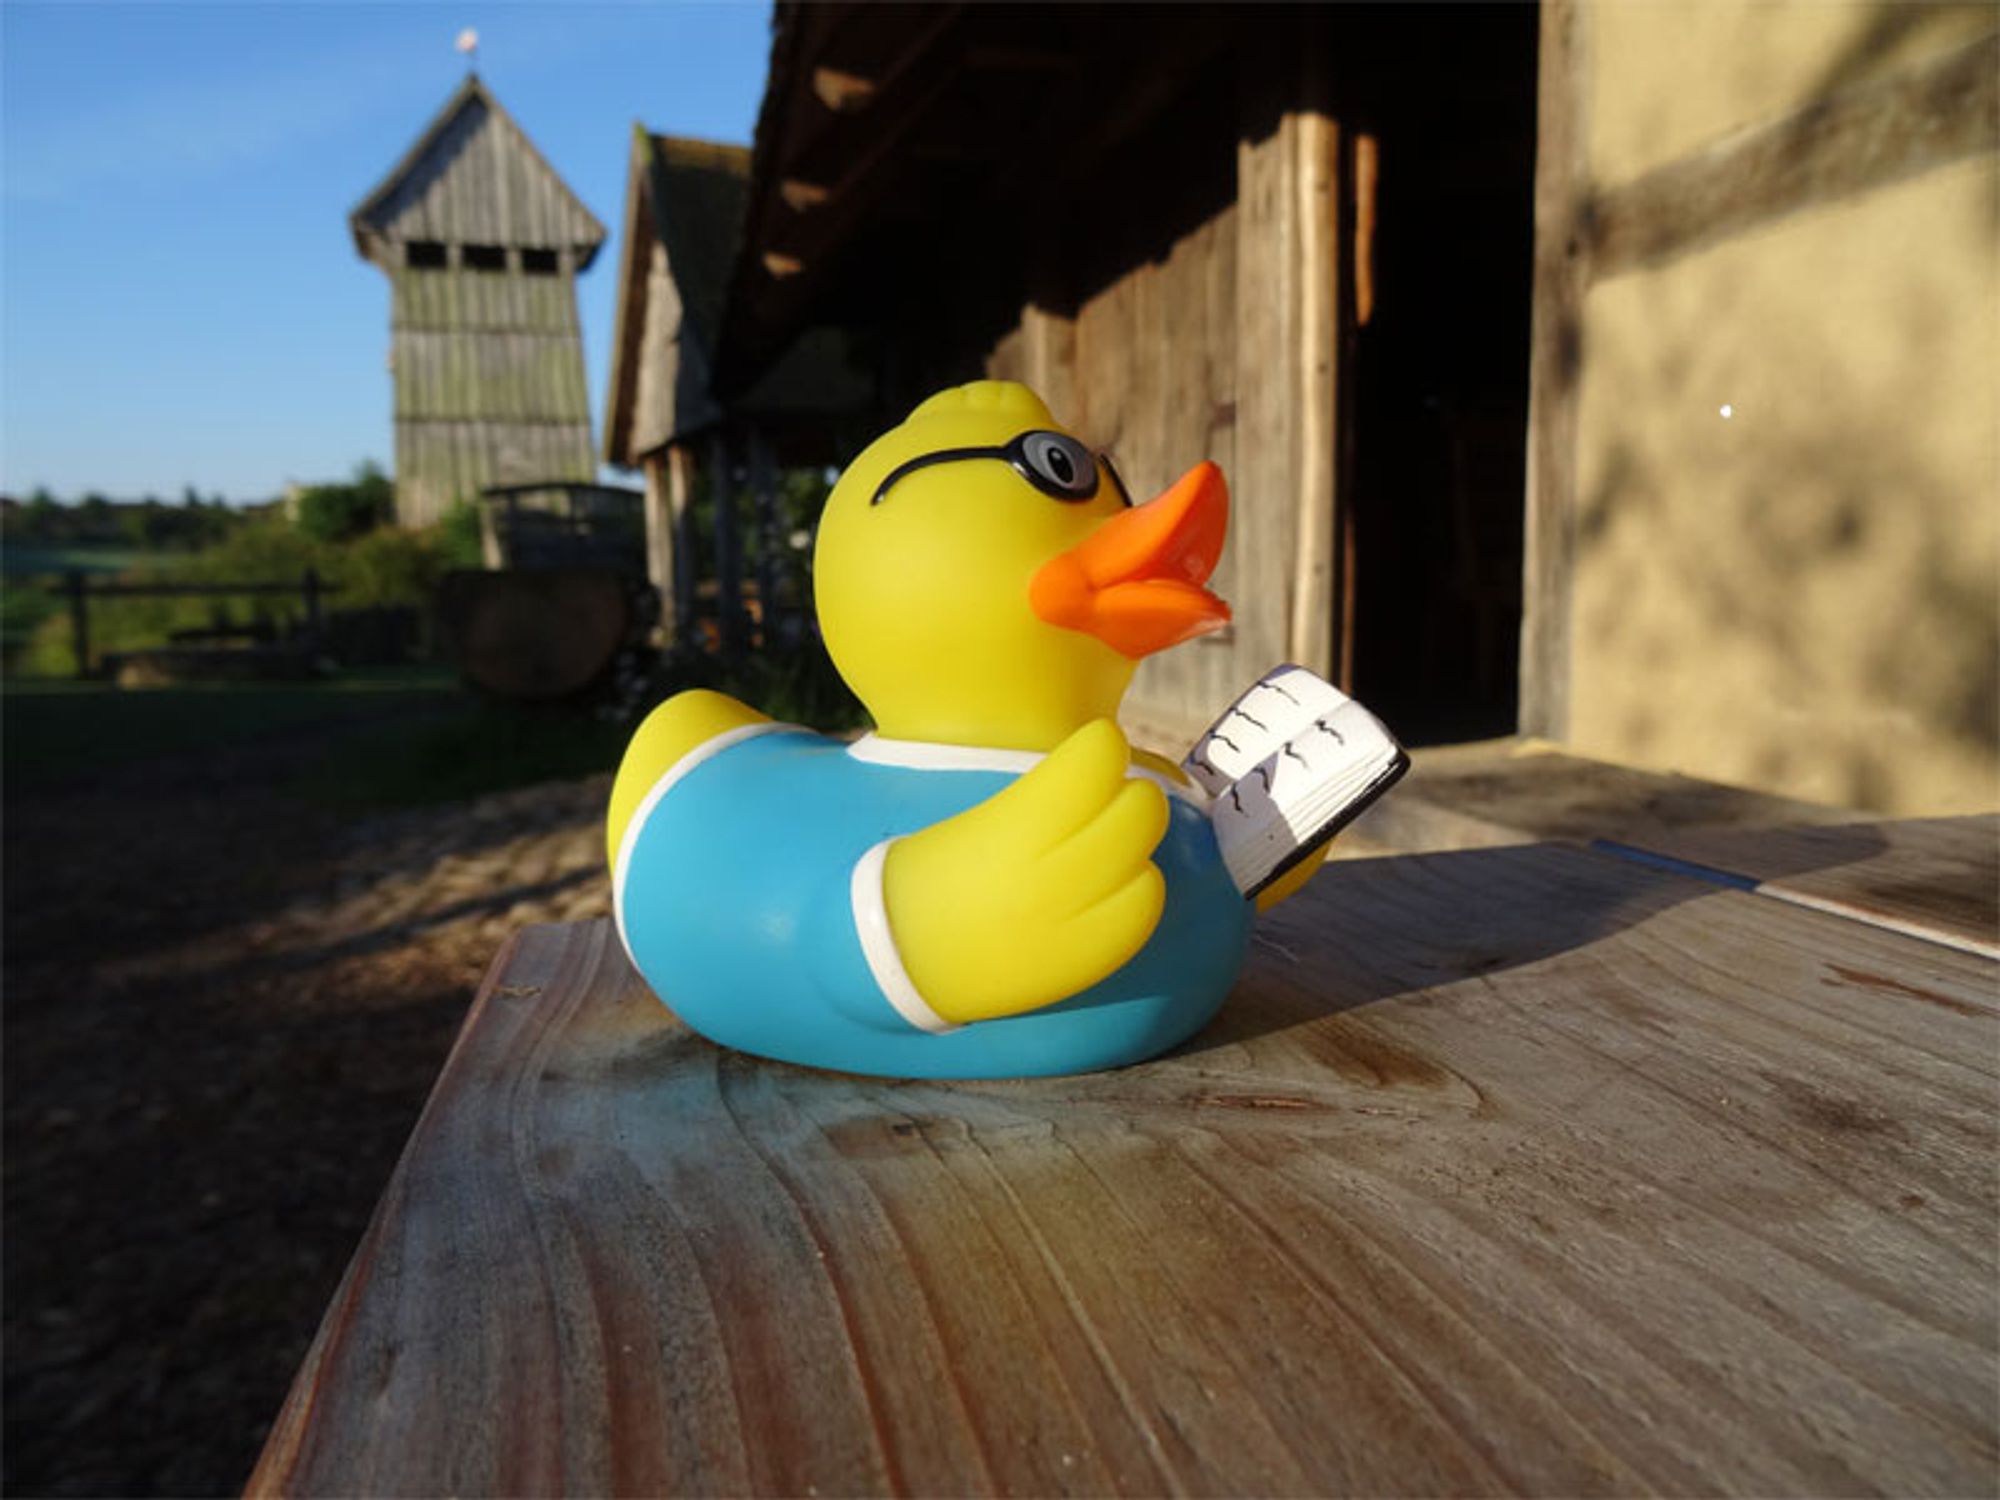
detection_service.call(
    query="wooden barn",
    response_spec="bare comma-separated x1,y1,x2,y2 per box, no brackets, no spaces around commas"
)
704,4,1542,759
1526,1,1996,814
624,1,1995,816
603,127,869,646
352,76,606,528
242,15,1998,1489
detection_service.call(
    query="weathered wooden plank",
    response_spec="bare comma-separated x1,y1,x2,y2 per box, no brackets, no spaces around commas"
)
1232,61,1303,691
1289,104,1339,683
666,443,697,645
982,322,1027,385
1349,738,1847,855
251,838,1998,1497
640,452,675,613
1157,214,1227,720
1609,813,2000,959
1022,303,1075,431
1200,199,1241,721
1343,751,1997,955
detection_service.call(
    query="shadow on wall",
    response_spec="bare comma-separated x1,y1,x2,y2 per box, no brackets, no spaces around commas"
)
1806,3,1994,98
1567,5,1999,815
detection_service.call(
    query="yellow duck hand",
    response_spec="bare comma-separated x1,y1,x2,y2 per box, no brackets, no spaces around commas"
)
883,718,1169,1026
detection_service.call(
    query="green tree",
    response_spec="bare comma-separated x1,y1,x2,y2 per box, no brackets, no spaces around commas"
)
438,498,486,569
294,462,395,543
19,489,60,540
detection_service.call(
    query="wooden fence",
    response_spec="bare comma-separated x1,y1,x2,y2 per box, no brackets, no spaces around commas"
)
54,569,341,679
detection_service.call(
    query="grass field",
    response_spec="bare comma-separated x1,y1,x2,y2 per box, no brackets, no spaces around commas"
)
2,668,632,808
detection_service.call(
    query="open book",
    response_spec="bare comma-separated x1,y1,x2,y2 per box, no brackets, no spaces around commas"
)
1181,665,1409,897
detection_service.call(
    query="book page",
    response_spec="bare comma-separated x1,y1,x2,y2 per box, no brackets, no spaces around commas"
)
1184,665,1407,895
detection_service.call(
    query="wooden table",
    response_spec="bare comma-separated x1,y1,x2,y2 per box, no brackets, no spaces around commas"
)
249,819,1999,1497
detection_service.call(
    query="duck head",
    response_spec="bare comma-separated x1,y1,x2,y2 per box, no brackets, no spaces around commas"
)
815,381,1229,751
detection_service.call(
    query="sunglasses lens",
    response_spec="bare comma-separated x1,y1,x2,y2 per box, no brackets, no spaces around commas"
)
1017,431,1100,500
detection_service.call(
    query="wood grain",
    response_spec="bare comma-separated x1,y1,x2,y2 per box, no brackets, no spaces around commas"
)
1288,104,1340,685
1348,739,1848,856
1231,61,1303,690
640,453,675,607
1610,813,2000,959
251,841,1998,1497
1062,187,1249,748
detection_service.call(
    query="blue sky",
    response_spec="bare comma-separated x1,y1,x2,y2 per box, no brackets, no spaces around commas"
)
1,2,773,502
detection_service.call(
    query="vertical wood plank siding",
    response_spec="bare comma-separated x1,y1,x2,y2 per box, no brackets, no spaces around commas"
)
1231,108,1304,694
357,82,604,527
984,40,1342,747
641,453,676,608
1290,109,1340,683
630,244,685,460
1062,206,1252,742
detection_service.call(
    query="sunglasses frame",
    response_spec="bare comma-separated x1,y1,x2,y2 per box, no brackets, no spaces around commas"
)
870,430,1133,508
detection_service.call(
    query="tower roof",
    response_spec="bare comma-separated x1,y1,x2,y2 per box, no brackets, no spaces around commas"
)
350,75,607,267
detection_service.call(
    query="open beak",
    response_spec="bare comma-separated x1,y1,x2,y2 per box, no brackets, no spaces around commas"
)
1029,461,1231,658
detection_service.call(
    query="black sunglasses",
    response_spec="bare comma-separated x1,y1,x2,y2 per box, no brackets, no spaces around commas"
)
871,429,1133,508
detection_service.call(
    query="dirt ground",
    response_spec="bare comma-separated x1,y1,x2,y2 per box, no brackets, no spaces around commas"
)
3,714,615,1496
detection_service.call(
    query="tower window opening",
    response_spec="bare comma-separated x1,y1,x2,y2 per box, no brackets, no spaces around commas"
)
522,248,560,275
464,244,508,272
405,241,448,269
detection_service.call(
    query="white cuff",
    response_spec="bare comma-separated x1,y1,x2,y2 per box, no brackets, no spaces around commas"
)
850,840,961,1035
610,720,795,971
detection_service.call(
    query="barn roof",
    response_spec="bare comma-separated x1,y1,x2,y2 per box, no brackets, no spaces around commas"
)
709,4,1237,394
350,75,607,267
603,126,870,465
644,134,755,355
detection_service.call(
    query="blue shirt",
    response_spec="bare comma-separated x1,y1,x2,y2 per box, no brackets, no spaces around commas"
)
614,727,1253,1079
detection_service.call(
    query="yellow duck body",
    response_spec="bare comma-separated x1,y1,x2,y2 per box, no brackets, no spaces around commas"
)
607,382,1328,1077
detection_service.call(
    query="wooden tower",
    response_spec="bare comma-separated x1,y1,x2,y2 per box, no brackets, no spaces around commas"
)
350,76,607,527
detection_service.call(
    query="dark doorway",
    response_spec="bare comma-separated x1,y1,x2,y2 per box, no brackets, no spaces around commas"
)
1342,5,1539,745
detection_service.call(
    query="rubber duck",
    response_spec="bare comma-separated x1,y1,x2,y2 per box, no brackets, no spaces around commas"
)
606,380,1322,1078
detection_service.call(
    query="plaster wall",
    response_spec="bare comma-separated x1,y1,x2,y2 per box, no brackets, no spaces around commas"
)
1569,5,1998,814
1589,1,1996,181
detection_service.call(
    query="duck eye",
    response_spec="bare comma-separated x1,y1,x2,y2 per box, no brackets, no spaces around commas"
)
1018,431,1098,500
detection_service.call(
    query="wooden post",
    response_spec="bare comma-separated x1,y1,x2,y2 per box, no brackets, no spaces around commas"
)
1236,21,1342,684
667,444,697,645
747,432,781,649
1335,129,1377,694
641,453,675,637
64,570,89,679
479,500,505,570
1020,304,1076,426
1290,99,1340,683
708,430,743,654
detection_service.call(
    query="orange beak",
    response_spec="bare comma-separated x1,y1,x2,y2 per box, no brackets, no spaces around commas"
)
1029,461,1231,658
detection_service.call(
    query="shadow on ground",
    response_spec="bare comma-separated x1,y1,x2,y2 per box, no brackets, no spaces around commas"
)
3,704,614,1496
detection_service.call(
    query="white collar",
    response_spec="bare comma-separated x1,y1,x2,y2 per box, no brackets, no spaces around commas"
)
846,733,1205,805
